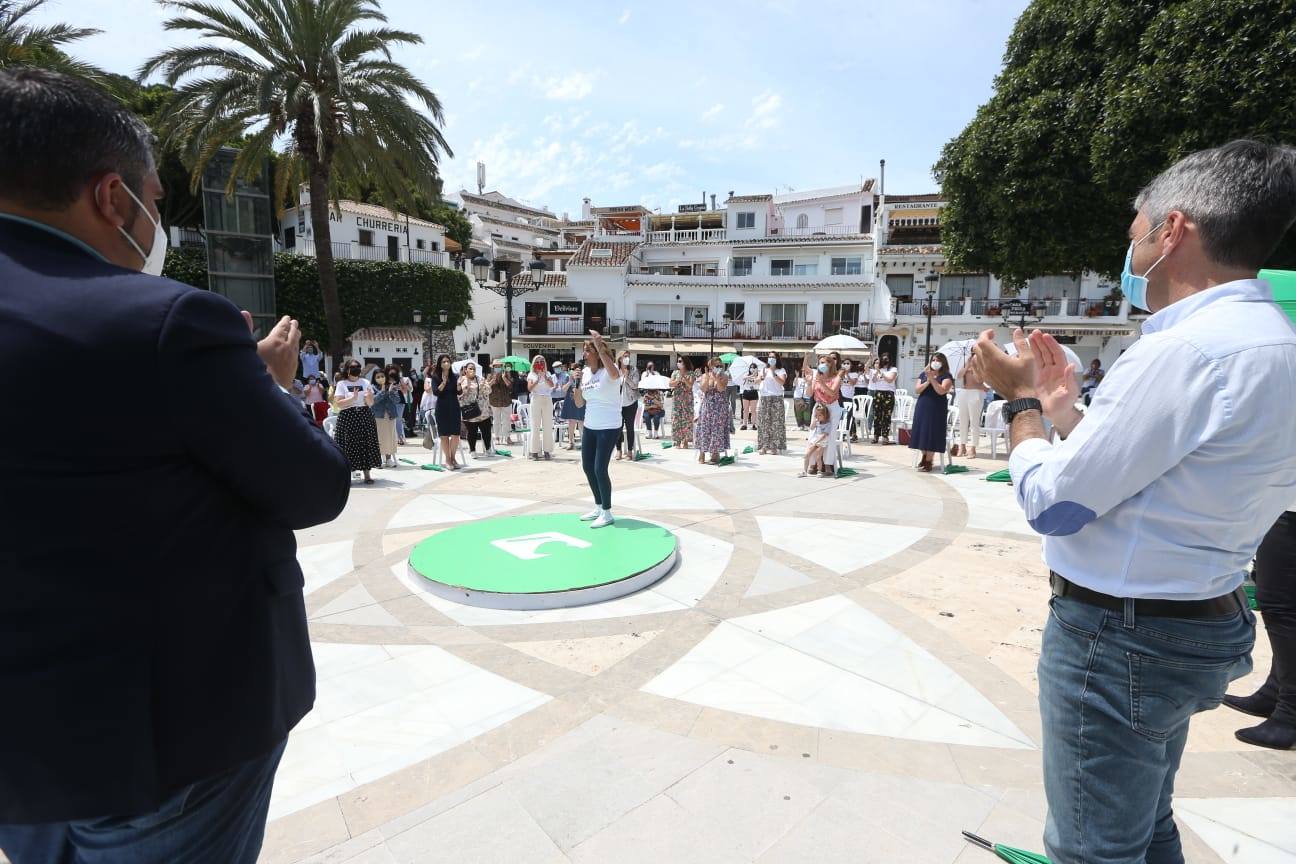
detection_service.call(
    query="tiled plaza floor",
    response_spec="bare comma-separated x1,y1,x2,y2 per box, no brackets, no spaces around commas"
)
254,428,1296,863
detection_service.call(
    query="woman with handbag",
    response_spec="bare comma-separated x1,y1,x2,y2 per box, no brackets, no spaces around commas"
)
428,354,462,470
457,362,493,458
370,369,404,468
487,361,514,446
561,360,586,450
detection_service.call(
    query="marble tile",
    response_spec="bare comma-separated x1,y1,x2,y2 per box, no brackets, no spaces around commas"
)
269,643,549,821
756,515,928,574
385,494,533,530
313,584,378,618
938,471,1035,537
394,526,731,626
298,541,355,596
380,530,433,556
613,480,724,511
643,596,1033,750
383,784,567,864
569,793,748,864
508,631,663,676
744,557,817,598
1176,797,1296,863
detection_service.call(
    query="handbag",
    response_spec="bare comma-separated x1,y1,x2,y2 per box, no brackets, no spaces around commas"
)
898,427,911,446
422,423,436,450
461,402,483,421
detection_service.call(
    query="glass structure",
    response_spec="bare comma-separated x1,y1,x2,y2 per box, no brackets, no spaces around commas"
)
200,148,276,337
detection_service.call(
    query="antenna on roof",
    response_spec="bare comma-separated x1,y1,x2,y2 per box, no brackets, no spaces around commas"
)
476,162,485,195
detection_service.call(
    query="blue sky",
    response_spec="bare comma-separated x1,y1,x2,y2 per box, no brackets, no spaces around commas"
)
34,0,1030,216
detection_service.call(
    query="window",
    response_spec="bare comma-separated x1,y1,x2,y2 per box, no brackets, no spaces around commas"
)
831,256,862,275
283,227,295,249
792,260,818,276
770,258,793,276
939,273,990,299
732,256,754,276
416,238,426,249
736,212,755,229
724,302,745,322
1027,274,1081,298
358,229,375,246
886,273,914,299
759,303,807,337
823,303,860,331
825,207,843,225
795,213,809,229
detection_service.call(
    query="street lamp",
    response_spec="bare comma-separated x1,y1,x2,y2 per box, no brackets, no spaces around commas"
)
923,271,939,359
695,309,732,358
1002,298,1045,332
412,307,450,366
476,257,543,358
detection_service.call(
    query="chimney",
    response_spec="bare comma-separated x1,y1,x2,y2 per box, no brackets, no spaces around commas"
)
728,190,734,201
562,211,568,222
581,197,592,220
879,159,886,197
710,193,716,210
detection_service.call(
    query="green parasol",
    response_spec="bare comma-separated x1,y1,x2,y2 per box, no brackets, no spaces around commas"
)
420,464,445,471
494,448,513,457
660,441,673,449
498,355,531,373
398,458,417,465
716,455,736,466
962,831,1051,863
719,352,738,363
986,468,1012,483
835,467,859,478
742,445,755,454
944,464,970,474
634,452,653,461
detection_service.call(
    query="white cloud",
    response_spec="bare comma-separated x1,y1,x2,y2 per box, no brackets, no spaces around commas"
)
746,90,782,130
461,46,484,61
543,72,596,101
701,103,725,123
618,8,631,24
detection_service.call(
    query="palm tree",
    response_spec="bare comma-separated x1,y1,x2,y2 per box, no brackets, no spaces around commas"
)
0,0,105,80
140,0,452,368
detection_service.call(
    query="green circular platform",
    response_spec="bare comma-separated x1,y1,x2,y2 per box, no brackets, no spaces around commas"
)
408,514,679,609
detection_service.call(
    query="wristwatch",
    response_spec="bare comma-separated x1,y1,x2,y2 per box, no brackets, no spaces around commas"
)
1002,397,1042,424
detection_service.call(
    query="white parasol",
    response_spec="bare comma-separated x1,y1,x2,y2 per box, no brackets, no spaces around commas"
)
638,372,672,390
814,333,870,353
451,358,480,374
727,355,766,383
935,337,1083,382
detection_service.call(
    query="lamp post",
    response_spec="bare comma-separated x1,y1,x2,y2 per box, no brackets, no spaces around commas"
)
1002,298,1045,332
695,309,732,358
474,256,543,358
923,271,939,359
412,307,449,367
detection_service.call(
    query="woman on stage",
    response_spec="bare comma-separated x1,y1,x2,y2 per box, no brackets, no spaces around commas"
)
578,331,623,528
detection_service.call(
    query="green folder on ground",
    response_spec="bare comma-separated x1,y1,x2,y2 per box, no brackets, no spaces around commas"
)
661,441,673,449
634,452,652,461
943,464,970,474
835,467,859,478
986,468,1012,483
742,445,755,454
494,448,513,457
398,458,417,465
717,455,736,466
420,464,444,471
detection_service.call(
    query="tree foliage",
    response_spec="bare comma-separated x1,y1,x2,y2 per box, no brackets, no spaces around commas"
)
934,0,1296,287
161,247,474,348
0,0,106,82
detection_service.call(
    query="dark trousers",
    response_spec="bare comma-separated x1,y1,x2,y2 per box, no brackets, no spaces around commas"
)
644,410,663,432
581,426,618,509
0,740,286,864
615,403,638,453
464,418,493,452
1254,511,1296,725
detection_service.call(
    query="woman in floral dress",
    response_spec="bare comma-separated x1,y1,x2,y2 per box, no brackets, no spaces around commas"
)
670,357,697,448
694,358,732,464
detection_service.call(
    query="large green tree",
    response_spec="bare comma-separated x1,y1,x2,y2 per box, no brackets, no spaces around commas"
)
0,0,105,81
140,0,452,367
934,0,1296,288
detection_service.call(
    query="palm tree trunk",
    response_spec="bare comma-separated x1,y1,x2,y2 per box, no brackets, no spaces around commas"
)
305,162,346,372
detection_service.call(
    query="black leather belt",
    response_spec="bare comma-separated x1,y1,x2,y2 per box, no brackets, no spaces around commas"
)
1049,572,1246,619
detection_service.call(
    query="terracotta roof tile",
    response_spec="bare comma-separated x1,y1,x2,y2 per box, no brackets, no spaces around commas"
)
725,193,773,203
328,201,443,230
459,189,554,217
509,272,569,288
878,244,944,255
568,238,641,267
348,327,426,342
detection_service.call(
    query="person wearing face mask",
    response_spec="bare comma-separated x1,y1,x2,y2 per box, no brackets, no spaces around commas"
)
458,362,494,458
669,357,697,448
614,350,641,460
756,354,787,454
428,354,463,469
526,355,556,460
561,360,586,450
640,362,665,439
487,361,515,446
791,367,811,430
369,369,404,468
969,140,1296,863
839,359,860,441
866,353,898,444
694,357,732,465
0,69,353,862
579,332,624,527
333,362,382,480
805,352,845,476
909,352,954,472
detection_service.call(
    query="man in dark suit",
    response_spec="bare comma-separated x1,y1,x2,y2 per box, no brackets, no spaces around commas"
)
0,68,351,863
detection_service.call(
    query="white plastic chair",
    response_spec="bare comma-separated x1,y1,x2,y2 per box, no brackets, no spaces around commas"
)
891,394,916,443
517,402,534,456
322,414,338,438
835,402,855,462
946,404,960,439
853,394,873,438
983,399,1010,459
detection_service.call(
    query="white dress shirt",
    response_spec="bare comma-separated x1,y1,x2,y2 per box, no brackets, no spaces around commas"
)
1009,279,1296,600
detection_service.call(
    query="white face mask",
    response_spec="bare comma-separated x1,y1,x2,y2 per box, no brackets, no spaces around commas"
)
930,361,943,371
621,358,629,366
115,181,167,276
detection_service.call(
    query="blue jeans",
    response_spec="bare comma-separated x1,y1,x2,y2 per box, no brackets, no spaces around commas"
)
0,740,286,864
1039,594,1254,863
581,426,618,509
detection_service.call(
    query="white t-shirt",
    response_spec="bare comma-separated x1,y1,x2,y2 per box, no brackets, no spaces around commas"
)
581,367,623,430
869,367,898,393
841,371,859,398
335,378,372,405
760,367,787,396
527,370,554,397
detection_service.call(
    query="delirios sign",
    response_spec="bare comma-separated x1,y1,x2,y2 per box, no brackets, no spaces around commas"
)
550,301,582,316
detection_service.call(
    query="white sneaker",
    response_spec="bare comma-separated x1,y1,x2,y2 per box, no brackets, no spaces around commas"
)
580,507,603,521
591,510,615,529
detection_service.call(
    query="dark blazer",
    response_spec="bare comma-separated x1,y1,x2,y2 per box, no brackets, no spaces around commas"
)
0,218,351,824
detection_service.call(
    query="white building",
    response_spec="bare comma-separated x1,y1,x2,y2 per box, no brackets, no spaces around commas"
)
509,183,880,369
280,192,448,266
872,193,1139,385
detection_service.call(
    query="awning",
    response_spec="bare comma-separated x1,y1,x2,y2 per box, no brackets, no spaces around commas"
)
627,340,738,354
1034,324,1136,336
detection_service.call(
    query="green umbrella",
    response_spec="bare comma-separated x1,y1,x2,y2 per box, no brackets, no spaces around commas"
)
719,352,738,363
494,448,513,457
420,464,445,472
962,831,1051,863
835,467,859,478
986,468,1012,483
660,441,673,449
633,452,653,461
742,445,755,454
944,464,970,474
498,355,531,373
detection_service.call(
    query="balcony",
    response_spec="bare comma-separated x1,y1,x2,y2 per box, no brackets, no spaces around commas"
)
293,237,448,267
646,228,728,244
624,320,821,342
898,297,1129,321
769,224,861,238
518,317,601,337
627,269,727,285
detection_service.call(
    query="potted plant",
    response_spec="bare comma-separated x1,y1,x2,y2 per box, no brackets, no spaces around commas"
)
1102,286,1123,315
